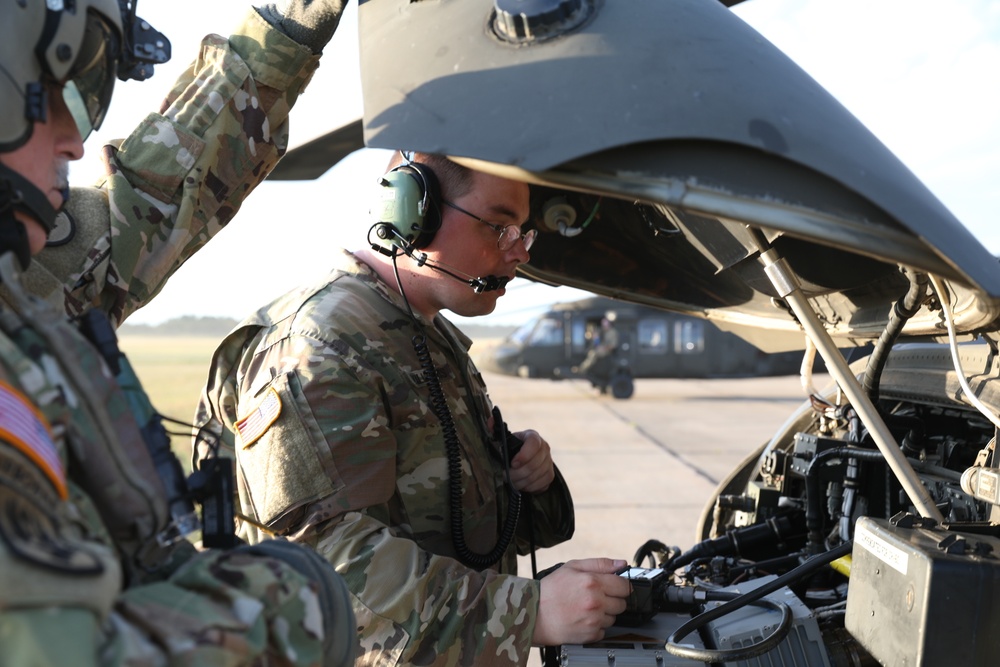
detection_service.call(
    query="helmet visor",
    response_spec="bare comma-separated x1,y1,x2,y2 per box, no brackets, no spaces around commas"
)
62,11,118,141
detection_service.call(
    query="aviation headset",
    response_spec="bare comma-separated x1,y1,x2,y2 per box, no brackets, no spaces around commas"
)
371,159,444,252
368,155,525,569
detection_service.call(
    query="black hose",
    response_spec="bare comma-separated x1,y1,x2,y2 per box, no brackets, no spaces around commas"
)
883,414,926,457
863,270,928,404
632,539,674,568
726,553,804,578
804,447,885,553
668,513,803,570
665,541,853,662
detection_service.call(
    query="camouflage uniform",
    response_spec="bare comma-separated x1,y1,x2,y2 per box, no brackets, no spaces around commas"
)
0,9,355,666
196,249,576,667
21,8,320,325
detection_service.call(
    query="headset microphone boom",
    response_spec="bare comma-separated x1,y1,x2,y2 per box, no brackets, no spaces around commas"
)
371,222,511,294
369,156,511,294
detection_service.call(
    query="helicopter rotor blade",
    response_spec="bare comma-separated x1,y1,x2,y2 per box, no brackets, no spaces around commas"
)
268,118,365,181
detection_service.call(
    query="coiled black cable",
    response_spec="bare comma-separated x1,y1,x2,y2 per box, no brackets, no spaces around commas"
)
379,239,523,569
412,332,521,569
667,596,792,662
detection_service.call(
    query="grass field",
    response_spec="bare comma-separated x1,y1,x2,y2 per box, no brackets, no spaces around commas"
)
118,335,224,470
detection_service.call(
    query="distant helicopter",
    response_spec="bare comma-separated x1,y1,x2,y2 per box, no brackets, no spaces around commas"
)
474,296,821,399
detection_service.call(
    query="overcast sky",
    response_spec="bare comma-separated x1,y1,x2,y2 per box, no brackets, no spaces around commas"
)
75,0,1000,326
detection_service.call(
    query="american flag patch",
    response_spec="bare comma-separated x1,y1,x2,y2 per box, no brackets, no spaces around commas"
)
0,381,66,499
236,387,282,449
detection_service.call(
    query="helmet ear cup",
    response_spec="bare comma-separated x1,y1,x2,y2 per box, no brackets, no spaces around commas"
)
370,161,442,251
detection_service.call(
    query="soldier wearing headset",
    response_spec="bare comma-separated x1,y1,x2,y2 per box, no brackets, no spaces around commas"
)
196,151,632,666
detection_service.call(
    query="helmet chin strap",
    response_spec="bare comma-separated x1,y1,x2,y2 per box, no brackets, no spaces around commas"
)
0,164,59,232
0,163,60,270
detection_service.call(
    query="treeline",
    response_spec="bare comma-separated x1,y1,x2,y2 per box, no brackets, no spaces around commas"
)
121,315,517,341
120,316,240,337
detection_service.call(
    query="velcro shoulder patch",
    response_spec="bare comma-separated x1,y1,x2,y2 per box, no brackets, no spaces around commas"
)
237,387,282,449
0,485,104,574
0,381,65,499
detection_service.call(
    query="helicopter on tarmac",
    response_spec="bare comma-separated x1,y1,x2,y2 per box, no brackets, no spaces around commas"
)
475,295,823,399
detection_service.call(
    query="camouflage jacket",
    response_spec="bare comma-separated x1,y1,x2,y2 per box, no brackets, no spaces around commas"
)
196,249,576,667
20,7,320,326
0,10,354,666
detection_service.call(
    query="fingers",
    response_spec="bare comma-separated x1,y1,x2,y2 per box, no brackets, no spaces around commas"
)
533,558,633,646
564,557,628,574
509,430,555,493
564,559,632,616
510,429,546,467
510,458,554,493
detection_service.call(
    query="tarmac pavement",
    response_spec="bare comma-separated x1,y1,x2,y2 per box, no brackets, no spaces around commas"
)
484,371,828,663
489,371,821,570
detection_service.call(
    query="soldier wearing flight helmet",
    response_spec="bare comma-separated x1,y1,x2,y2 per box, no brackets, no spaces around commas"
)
0,1,356,664
0,0,136,261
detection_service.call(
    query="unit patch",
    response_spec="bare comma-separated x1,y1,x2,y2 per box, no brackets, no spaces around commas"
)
0,481,104,574
237,386,282,448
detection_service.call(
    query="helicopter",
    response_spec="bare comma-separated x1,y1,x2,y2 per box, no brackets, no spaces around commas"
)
474,295,833,399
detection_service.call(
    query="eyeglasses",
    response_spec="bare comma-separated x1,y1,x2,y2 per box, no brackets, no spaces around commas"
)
443,200,536,252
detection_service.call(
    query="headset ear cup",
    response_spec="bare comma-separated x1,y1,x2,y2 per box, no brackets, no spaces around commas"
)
370,167,424,251
405,162,442,249
370,162,443,251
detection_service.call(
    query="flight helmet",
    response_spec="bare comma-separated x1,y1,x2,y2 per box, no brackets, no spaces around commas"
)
1,0,170,149
0,0,169,261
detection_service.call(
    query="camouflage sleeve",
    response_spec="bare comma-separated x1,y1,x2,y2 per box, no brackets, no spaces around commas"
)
41,8,322,324
1,441,353,666
0,546,354,667
107,543,355,667
221,333,540,666
316,510,538,666
516,465,576,553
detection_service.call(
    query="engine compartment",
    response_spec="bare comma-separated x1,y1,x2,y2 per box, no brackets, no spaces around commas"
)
555,342,1000,666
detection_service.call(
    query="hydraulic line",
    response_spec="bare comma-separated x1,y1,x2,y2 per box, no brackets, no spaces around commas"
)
862,269,929,404
804,447,885,552
757,243,944,522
